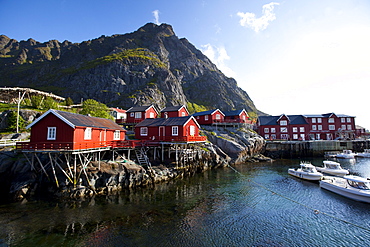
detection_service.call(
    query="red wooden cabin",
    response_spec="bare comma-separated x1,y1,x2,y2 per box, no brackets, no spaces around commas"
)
223,109,250,123
160,105,189,118
17,109,126,151
134,116,206,142
126,105,158,124
192,109,224,125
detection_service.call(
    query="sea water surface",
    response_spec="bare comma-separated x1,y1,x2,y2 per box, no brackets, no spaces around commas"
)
1,158,370,246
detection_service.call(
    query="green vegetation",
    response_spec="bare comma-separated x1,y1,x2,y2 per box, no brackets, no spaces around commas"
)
187,102,208,114
6,111,25,132
79,99,113,120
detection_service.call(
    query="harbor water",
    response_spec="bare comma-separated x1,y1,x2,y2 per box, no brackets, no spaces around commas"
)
1,158,370,246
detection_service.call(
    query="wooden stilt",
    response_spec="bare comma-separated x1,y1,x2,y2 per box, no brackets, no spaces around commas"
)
48,153,59,188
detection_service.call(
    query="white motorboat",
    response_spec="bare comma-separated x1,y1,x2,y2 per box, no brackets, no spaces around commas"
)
288,162,323,181
356,149,370,158
320,175,370,203
336,150,356,159
316,160,349,176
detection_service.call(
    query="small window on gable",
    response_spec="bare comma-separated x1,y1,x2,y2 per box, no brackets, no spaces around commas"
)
114,130,120,140
149,112,154,118
172,126,178,136
182,112,186,117
280,120,287,125
84,128,92,140
47,127,56,140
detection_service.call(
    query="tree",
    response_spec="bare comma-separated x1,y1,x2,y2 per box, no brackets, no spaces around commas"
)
79,99,113,119
7,111,25,132
65,97,74,106
43,97,58,110
30,95,44,109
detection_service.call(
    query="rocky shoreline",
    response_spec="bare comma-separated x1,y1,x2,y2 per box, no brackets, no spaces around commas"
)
0,126,271,203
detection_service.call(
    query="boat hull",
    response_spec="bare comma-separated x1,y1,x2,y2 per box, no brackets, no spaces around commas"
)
320,178,370,203
288,169,323,181
316,168,349,176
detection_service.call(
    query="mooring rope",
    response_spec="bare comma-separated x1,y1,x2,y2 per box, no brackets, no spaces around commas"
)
227,164,370,233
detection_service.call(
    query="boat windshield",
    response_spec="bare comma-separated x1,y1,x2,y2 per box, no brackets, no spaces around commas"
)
347,180,370,190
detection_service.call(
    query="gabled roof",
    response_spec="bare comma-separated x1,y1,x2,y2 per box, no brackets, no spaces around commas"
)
126,105,158,113
110,108,126,113
192,109,225,117
304,113,355,118
136,116,200,128
258,115,308,126
223,109,248,117
161,105,189,114
27,109,125,131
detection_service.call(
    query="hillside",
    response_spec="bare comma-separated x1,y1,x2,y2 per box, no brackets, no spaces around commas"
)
0,23,260,115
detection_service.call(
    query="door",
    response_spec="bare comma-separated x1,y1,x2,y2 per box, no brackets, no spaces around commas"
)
159,126,165,141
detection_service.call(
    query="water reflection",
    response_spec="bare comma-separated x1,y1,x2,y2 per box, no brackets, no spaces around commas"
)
1,161,370,246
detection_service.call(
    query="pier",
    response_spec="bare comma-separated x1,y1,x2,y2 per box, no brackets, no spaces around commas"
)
263,140,370,158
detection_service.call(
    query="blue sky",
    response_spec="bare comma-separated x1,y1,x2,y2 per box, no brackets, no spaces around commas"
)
1,0,370,128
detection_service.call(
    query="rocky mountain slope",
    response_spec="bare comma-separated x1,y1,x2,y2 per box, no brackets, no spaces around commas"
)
0,23,259,114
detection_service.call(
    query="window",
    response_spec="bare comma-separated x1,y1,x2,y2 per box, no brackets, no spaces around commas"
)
47,127,56,140
264,128,269,133
329,125,335,130
318,125,322,130
300,134,305,140
182,112,186,117
271,134,276,140
312,125,317,130
312,118,316,123
264,134,269,139
205,115,209,121
149,112,154,118
189,125,195,136
130,112,134,117
271,128,276,133
347,118,351,123
341,118,345,123
300,127,305,132
114,130,120,140
341,125,346,130
317,118,322,123
135,112,142,119
347,125,352,130
216,114,221,120
293,127,298,132
328,118,334,123
140,127,148,136
280,127,288,133
293,134,298,139
84,128,92,140
280,120,287,125
172,126,178,136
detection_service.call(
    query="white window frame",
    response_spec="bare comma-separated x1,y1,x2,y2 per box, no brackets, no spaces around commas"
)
264,128,269,133
318,125,322,130
280,127,288,133
347,125,352,130
341,125,346,130
130,112,134,117
205,115,209,121
135,112,142,119
271,128,276,133
84,128,92,140
312,125,317,131
292,127,298,132
189,125,195,136
113,130,120,140
317,118,322,123
140,127,148,136
172,126,179,136
182,112,186,117
293,134,298,140
312,118,316,123
216,114,221,120
149,112,154,118
341,118,346,123
47,127,56,140
300,127,305,132
347,118,351,123
328,118,335,123
280,120,287,126
329,125,335,130
264,134,269,139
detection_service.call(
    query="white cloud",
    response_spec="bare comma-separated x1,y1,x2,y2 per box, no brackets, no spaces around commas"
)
152,10,160,25
201,44,236,78
237,2,280,32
